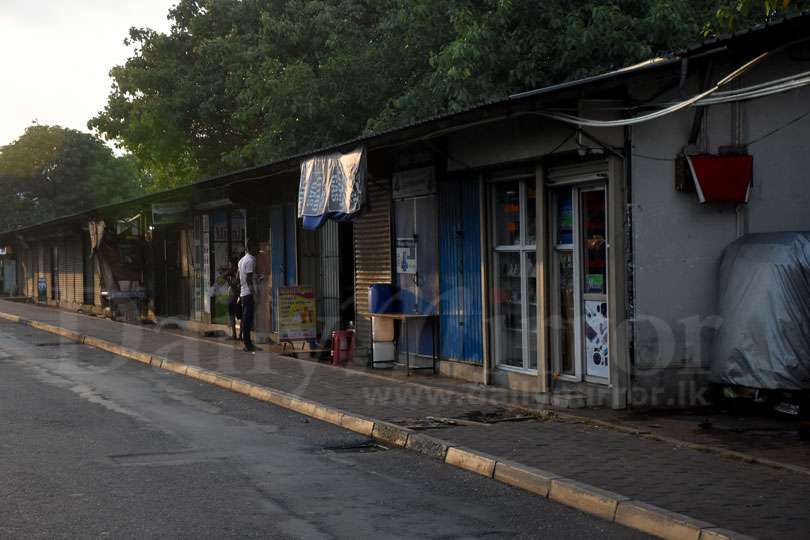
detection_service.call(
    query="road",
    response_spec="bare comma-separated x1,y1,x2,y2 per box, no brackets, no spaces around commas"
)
0,320,646,539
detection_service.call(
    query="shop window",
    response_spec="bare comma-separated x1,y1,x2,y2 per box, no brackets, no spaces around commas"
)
491,176,537,372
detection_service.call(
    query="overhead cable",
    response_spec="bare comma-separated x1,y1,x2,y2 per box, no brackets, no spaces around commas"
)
536,51,771,127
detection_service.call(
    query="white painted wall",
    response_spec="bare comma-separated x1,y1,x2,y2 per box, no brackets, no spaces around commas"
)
630,50,810,400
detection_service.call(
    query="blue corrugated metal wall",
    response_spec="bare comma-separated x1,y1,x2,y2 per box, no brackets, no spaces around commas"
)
438,177,483,363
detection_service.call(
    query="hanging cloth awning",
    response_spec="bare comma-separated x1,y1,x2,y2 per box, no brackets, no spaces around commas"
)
686,154,753,204
298,146,366,230
88,220,106,254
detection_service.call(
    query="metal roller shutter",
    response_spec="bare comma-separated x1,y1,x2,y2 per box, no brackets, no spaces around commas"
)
66,235,83,305
353,178,392,356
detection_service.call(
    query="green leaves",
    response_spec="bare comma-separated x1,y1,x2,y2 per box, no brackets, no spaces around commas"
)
0,125,144,231
711,0,806,33
89,0,807,190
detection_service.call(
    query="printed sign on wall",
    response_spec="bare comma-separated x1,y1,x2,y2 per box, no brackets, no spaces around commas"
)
396,238,417,274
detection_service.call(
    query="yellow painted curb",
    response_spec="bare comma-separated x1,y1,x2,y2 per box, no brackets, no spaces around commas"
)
212,374,236,390
231,379,256,396
82,336,112,351
287,397,317,416
310,405,344,426
159,358,188,375
340,414,375,437
0,312,22,323
549,479,629,521
699,528,758,540
195,369,219,384
445,447,497,478
264,391,295,410
248,385,274,402
493,460,559,497
28,320,83,343
184,365,208,381
122,347,152,365
615,500,712,540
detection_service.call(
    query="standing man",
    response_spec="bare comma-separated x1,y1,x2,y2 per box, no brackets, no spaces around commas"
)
238,240,258,352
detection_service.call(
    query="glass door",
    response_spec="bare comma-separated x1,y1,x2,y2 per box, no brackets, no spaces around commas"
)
550,189,579,378
491,178,537,372
581,187,609,380
550,184,609,383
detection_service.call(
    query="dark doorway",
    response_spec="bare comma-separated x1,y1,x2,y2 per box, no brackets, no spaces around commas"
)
153,226,189,318
51,246,59,301
83,232,94,305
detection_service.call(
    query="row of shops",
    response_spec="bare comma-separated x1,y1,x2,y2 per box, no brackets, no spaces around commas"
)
3,16,810,408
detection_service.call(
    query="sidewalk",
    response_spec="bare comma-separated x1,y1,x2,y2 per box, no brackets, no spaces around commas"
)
1,300,809,539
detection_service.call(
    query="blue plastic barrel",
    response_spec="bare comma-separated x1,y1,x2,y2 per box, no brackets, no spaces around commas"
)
369,284,397,313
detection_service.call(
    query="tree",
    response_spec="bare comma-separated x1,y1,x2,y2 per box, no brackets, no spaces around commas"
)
0,125,145,231
712,0,809,32
90,0,807,189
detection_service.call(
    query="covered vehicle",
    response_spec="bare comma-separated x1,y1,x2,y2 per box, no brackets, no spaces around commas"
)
711,232,810,391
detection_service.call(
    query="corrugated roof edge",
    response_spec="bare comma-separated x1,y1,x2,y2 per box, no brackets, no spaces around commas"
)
3,10,809,240
676,9,810,55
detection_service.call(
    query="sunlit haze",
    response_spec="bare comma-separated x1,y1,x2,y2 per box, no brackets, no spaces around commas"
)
0,1,174,148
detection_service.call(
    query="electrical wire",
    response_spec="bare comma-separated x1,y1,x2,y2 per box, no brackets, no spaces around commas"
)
548,129,577,155
745,108,810,145
696,72,810,106
631,107,810,161
536,51,770,128
632,153,676,162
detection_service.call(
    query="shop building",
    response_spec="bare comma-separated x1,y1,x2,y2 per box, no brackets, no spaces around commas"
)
3,15,809,409
302,15,810,408
0,164,350,347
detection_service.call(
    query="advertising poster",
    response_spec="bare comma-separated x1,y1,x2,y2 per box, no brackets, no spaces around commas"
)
278,286,316,341
396,238,417,274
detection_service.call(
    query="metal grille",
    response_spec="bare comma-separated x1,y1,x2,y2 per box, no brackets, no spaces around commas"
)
353,178,392,355
318,220,341,341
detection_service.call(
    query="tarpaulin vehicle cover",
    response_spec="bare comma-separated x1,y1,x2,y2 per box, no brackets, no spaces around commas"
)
711,232,810,390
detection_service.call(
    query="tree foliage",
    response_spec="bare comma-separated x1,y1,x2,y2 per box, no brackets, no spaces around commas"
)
0,125,145,231
90,0,807,191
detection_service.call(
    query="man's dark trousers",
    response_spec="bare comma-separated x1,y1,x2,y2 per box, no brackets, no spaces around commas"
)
240,294,255,349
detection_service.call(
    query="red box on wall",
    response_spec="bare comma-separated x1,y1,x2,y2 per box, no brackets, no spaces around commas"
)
686,154,753,203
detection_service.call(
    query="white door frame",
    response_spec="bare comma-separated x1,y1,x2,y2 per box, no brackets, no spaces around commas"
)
548,180,610,385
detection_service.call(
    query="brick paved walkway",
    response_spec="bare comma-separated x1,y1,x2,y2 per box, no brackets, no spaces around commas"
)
1,300,808,539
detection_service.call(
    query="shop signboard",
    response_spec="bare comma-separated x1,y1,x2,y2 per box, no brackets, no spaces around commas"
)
392,166,436,199
151,202,190,226
278,286,316,341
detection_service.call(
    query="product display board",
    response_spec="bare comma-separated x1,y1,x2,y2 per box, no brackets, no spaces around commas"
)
278,286,317,341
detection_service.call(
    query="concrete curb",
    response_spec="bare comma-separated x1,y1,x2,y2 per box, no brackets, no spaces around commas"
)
0,310,756,539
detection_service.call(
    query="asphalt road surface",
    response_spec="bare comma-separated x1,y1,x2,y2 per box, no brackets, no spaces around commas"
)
0,320,647,539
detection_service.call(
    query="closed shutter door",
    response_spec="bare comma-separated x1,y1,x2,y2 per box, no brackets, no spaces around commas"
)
319,220,341,340
67,236,83,305
438,177,484,363
354,179,392,355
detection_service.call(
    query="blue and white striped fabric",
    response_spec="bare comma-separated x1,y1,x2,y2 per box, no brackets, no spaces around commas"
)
298,146,366,230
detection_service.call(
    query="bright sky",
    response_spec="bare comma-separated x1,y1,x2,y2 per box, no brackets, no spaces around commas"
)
0,0,174,148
